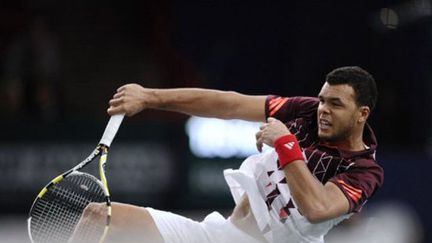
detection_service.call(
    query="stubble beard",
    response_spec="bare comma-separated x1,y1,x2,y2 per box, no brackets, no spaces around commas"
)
318,123,354,144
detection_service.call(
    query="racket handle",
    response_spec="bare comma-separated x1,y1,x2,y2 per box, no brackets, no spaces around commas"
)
99,114,125,147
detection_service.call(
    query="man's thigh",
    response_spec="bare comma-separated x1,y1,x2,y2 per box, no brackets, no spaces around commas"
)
92,202,165,243
147,208,265,243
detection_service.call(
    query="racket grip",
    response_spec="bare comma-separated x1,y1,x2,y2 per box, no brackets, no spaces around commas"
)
99,114,125,147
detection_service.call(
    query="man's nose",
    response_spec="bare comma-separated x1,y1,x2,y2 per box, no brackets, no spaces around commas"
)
318,103,330,115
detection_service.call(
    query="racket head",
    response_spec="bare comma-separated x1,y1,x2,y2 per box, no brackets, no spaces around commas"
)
28,171,110,243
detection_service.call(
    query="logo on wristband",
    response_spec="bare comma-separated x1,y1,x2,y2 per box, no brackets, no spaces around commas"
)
284,142,295,150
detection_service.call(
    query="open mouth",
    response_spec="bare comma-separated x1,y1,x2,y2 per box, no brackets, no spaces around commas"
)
319,119,332,130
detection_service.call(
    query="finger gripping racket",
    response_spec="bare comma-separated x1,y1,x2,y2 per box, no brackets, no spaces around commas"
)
28,114,125,243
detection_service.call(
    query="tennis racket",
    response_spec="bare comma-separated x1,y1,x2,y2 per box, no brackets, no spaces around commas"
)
27,114,125,243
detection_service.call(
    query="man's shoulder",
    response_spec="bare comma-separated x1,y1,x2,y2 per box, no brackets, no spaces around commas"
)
266,96,319,122
352,157,384,178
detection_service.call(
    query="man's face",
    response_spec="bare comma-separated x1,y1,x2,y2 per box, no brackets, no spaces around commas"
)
317,82,361,143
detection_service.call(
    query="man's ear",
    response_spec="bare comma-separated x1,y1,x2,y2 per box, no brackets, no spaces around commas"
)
358,106,370,123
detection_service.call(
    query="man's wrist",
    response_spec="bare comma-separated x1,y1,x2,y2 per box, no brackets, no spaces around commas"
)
274,134,304,169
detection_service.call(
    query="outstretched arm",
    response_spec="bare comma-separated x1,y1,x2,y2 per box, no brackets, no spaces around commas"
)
256,117,350,223
107,83,267,122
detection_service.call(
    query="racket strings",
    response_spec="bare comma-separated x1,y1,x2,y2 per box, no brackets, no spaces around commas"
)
30,173,107,243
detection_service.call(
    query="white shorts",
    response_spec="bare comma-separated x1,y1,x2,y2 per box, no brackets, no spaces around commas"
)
146,208,265,243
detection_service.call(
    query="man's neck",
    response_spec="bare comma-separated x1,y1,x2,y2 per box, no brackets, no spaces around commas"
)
325,139,365,152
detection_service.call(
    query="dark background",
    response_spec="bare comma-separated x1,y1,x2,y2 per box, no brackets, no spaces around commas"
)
0,0,431,242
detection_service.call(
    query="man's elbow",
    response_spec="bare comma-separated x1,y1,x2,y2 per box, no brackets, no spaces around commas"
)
303,210,327,224
302,206,339,224
301,195,350,223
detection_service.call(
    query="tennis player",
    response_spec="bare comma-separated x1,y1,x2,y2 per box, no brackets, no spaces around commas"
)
82,66,384,243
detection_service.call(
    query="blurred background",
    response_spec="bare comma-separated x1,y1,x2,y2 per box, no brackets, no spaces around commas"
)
0,0,430,242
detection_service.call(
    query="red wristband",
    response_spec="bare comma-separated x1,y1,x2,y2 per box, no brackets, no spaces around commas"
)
274,134,304,169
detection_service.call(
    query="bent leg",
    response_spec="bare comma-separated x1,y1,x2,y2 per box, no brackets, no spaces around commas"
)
71,202,164,243
106,202,164,243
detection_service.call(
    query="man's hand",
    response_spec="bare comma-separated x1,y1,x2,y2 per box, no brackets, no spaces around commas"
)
255,117,291,152
108,83,156,116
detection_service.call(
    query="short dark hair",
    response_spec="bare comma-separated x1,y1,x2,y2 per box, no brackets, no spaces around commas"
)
325,66,378,111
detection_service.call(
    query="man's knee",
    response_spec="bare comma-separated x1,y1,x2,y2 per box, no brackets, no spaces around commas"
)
82,202,107,221
70,203,107,243
109,202,154,226
104,203,164,243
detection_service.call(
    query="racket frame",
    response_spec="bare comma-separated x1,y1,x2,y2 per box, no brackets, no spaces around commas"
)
28,114,124,243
